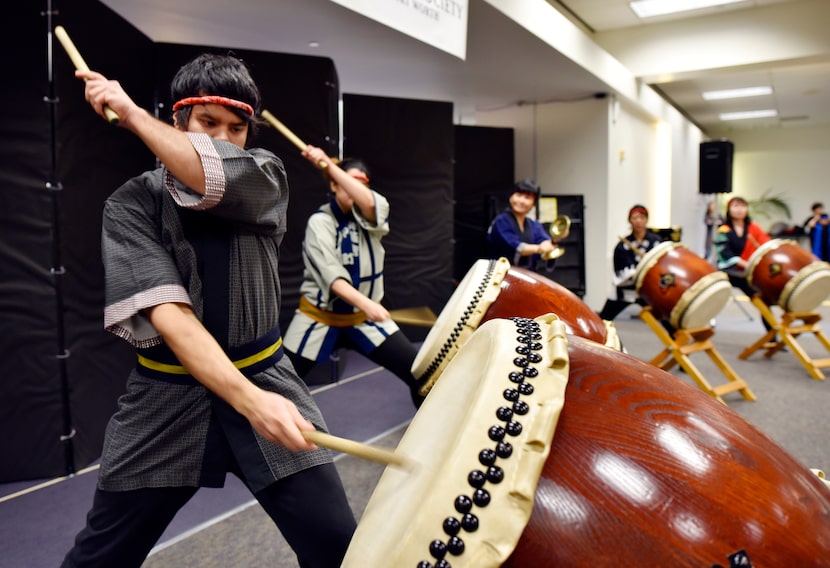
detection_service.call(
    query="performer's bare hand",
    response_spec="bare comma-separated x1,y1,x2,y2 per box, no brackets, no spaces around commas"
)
75,69,139,124
302,145,333,169
363,300,390,322
244,390,318,452
538,241,555,254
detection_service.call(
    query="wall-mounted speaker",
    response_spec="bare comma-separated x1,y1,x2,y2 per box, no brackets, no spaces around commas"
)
699,140,734,194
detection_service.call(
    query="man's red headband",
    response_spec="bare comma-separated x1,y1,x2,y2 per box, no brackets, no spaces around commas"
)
629,206,648,218
172,96,255,117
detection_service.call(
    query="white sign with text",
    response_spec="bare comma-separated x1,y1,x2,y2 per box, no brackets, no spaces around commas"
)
329,0,468,59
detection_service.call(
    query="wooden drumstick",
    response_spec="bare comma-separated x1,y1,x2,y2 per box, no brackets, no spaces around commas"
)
302,430,416,471
261,110,327,169
54,26,120,125
619,235,645,258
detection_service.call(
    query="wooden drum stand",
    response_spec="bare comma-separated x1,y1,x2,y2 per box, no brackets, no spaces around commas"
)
739,295,830,380
639,307,756,405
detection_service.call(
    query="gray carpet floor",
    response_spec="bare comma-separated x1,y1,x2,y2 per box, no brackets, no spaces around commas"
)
141,295,830,567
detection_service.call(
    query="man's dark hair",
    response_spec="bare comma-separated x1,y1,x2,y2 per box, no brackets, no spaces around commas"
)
171,53,262,135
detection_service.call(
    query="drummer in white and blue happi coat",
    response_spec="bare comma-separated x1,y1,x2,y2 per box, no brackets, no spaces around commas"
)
284,148,423,406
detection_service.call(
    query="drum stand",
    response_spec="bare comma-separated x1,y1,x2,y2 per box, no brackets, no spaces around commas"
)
639,307,756,404
739,296,830,380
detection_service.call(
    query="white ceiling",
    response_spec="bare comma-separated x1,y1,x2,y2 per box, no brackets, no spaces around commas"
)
98,0,829,135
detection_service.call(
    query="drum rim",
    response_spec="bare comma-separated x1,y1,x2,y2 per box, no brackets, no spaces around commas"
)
412,257,510,394
779,261,830,312
634,241,683,293
603,320,622,351
669,271,731,329
746,238,794,288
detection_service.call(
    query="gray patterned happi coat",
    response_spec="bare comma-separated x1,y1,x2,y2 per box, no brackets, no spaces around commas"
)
98,133,331,492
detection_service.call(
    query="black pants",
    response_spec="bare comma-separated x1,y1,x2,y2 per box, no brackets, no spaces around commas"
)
287,330,423,405
61,463,356,568
598,296,675,335
728,274,772,332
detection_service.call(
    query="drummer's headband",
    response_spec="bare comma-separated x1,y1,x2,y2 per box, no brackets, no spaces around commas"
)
350,172,370,183
629,206,648,218
172,96,255,117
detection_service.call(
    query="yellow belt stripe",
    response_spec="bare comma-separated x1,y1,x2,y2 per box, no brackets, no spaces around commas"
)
299,296,367,327
137,337,283,375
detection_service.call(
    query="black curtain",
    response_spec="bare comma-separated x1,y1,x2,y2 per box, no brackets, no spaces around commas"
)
453,125,514,281
0,0,338,482
342,94,455,341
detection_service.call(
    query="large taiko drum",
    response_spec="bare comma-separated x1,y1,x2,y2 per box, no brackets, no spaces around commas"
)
411,257,619,395
634,241,732,329
343,315,830,567
746,238,830,312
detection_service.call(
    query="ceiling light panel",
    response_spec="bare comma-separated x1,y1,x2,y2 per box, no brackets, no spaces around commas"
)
719,109,778,121
702,86,773,100
630,0,746,19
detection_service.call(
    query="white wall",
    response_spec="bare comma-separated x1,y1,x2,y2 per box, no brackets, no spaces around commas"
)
473,95,706,311
709,124,830,232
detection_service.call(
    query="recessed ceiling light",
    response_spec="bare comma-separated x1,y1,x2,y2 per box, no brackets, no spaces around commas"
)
630,0,745,18
719,109,778,121
308,41,320,48
702,86,773,100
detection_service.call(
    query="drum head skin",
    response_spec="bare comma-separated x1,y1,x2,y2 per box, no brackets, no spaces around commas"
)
343,315,571,568
669,271,732,329
781,263,830,312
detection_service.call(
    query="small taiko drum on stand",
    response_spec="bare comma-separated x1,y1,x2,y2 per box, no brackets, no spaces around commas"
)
343,315,830,567
634,241,732,329
411,257,619,395
746,238,830,312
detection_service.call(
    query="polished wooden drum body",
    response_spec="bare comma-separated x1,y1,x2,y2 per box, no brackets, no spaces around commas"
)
347,317,830,567
412,258,616,394
506,336,830,566
635,241,732,329
746,238,830,312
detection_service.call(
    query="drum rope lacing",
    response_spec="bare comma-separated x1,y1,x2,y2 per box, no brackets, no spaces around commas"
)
420,260,498,386
416,317,541,568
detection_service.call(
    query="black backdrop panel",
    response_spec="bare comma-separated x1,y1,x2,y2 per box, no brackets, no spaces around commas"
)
0,0,338,481
538,195,586,297
453,125,514,281
342,94,455,341
0,0,154,482
699,140,734,194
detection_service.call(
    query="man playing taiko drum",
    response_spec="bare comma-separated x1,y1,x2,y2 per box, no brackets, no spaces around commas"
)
598,205,663,321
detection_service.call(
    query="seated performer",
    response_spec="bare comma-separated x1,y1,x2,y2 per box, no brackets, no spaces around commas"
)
598,205,663,321
283,149,424,407
487,178,562,270
714,196,774,333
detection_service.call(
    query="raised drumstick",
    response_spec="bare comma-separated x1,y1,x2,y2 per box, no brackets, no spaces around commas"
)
54,26,120,124
302,430,416,471
261,109,327,169
619,235,645,258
